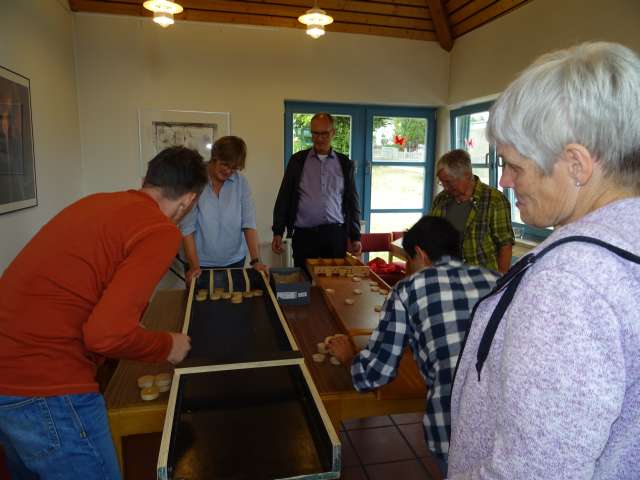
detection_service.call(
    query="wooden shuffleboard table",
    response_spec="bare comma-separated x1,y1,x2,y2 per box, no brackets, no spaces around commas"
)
104,265,426,475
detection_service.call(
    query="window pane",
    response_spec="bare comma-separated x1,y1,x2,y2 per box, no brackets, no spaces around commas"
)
292,113,352,157
474,166,490,186
454,111,490,165
371,165,424,210
370,212,423,234
372,116,427,163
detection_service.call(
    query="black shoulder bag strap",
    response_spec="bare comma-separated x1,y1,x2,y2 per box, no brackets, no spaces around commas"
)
453,235,640,386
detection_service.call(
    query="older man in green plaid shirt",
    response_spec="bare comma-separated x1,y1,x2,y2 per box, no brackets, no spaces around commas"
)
430,149,514,273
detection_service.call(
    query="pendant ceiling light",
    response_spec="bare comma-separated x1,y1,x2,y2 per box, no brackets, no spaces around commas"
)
298,1,334,39
143,0,184,28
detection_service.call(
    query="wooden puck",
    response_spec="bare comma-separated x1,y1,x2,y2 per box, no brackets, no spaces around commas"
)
353,288,362,295
210,292,221,301
221,292,232,300
312,353,326,363
140,386,160,401
317,342,328,354
137,375,154,389
195,289,208,302
231,294,243,304
344,298,355,305
352,276,361,282
154,373,171,388
155,373,172,393
330,356,341,366
252,289,263,297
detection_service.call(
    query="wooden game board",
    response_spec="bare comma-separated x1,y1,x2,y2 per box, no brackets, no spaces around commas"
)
182,268,299,364
309,260,391,336
158,358,340,480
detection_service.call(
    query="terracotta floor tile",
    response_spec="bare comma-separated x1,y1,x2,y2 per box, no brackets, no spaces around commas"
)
347,426,414,465
340,431,360,468
365,459,431,480
341,465,368,480
390,411,424,425
343,415,393,430
398,423,430,457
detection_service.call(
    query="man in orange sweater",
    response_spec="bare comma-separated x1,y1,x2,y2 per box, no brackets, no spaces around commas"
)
0,146,207,479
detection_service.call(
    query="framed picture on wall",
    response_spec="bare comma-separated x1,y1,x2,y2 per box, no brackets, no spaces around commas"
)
138,109,230,177
0,65,37,215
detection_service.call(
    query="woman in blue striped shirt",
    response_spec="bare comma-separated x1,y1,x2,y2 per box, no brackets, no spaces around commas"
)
180,136,267,283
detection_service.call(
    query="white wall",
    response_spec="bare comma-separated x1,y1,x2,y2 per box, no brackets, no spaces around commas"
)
448,0,640,105
0,0,82,271
74,14,450,247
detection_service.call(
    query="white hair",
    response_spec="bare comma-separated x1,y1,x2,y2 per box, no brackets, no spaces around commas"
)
488,42,640,190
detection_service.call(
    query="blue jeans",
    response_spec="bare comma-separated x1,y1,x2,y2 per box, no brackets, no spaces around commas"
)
0,393,121,480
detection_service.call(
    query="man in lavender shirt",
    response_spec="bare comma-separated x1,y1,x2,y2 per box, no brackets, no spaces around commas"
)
272,113,362,268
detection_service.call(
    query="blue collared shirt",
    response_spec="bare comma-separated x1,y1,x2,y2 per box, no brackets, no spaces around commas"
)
180,172,256,266
350,256,499,459
294,149,344,228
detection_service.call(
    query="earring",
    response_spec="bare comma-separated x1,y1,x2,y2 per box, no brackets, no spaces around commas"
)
575,181,581,187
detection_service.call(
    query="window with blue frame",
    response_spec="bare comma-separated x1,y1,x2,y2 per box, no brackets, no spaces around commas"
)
450,102,551,241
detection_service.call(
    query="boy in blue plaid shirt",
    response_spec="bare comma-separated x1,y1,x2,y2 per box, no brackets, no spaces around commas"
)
328,216,499,475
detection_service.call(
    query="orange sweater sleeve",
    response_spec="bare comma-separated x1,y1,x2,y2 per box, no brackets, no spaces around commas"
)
82,223,181,362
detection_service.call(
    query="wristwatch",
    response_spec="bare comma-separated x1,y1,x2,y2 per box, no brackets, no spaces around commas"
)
249,258,260,266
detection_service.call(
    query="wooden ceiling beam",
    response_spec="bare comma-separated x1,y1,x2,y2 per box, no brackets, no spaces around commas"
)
77,0,432,29
70,0,434,41
445,0,474,15
449,0,495,25
184,9,436,40
203,0,432,19
452,0,529,36
69,0,143,15
425,0,453,51
107,0,432,20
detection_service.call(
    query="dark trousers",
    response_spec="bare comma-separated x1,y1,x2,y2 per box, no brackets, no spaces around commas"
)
292,224,347,268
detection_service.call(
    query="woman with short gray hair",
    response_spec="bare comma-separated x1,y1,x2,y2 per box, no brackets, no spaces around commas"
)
448,42,640,478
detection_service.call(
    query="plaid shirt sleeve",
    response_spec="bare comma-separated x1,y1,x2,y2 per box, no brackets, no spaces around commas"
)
350,290,410,392
489,189,515,247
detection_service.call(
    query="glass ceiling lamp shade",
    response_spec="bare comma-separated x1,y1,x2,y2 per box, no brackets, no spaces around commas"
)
143,0,184,28
298,3,333,39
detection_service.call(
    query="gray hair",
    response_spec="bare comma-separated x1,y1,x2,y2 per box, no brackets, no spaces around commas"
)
436,149,472,179
487,42,640,190
311,112,335,127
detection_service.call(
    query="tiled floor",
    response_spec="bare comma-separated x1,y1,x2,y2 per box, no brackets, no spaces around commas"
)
0,413,443,480
120,413,444,480
340,413,444,480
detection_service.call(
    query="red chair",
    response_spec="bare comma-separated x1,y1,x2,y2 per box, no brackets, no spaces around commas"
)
360,232,393,262
360,233,406,286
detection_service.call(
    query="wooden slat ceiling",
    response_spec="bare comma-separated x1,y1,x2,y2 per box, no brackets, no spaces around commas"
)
68,0,532,51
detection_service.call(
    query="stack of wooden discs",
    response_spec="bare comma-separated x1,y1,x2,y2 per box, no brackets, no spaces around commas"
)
137,373,173,401
312,334,347,366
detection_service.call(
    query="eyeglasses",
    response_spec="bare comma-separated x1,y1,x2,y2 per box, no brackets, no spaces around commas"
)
216,162,238,172
310,130,333,137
